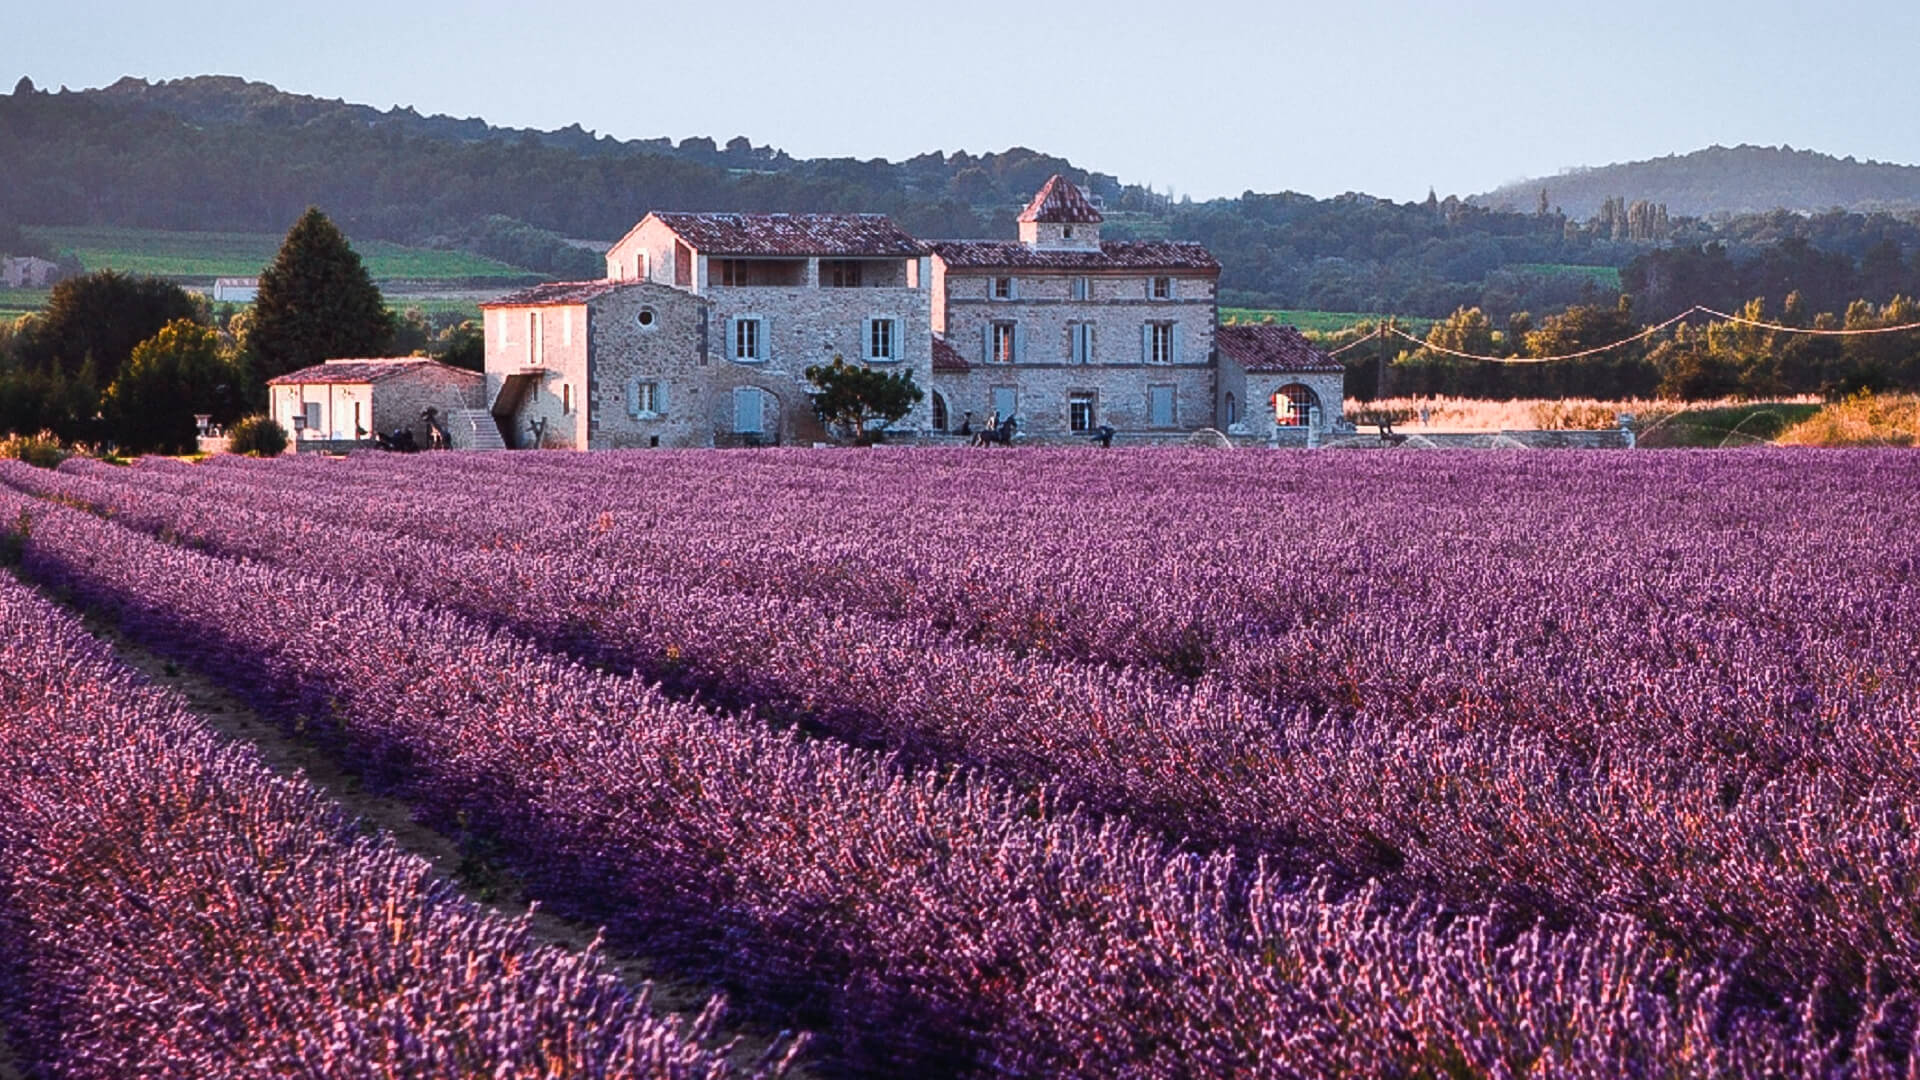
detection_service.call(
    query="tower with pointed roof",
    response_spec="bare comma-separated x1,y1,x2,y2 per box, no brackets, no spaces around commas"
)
1018,175,1104,251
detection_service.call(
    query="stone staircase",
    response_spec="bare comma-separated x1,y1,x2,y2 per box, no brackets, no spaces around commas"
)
448,409,507,451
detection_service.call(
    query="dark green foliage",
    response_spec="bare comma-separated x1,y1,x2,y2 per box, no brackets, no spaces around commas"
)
432,321,486,372
99,319,246,454
0,365,98,442
7,270,201,388
250,209,395,381
226,415,288,457
453,216,603,280
804,358,924,444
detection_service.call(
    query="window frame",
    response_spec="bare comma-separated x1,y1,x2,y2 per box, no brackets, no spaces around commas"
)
1275,384,1317,428
1071,276,1091,301
1151,276,1173,300
867,317,898,362
1068,392,1097,433
732,316,767,363
992,276,1015,300
1148,322,1174,364
1070,322,1094,365
991,322,1017,364
634,380,662,417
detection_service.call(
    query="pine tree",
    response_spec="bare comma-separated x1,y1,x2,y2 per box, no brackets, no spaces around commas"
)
250,208,395,380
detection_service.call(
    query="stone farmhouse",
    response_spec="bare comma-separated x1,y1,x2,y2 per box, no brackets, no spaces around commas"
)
1,256,58,289
478,176,1343,448
267,358,485,452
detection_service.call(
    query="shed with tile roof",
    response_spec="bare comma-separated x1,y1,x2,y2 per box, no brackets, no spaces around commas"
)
265,358,485,451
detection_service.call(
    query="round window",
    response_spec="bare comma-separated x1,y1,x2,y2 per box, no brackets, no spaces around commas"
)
636,308,657,328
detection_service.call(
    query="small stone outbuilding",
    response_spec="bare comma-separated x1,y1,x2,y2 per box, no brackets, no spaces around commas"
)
1214,324,1346,445
266,358,486,452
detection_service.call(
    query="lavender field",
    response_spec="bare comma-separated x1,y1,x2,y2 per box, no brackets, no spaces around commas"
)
3,447,1919,1077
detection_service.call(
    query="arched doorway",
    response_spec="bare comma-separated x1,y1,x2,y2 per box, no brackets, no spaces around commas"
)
930,390,949,433
1273,384,1319,428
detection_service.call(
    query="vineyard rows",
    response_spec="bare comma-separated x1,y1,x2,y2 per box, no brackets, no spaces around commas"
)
2,447,1918,1075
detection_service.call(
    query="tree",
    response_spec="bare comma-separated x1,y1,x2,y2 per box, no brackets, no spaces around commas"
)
250,208,395,380
99,319,246,454
803,357,924,444
8,271,201,389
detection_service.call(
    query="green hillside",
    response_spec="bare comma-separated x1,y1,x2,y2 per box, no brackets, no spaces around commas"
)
24,226,537,282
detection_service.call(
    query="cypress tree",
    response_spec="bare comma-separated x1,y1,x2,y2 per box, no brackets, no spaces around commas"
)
250,208,395,380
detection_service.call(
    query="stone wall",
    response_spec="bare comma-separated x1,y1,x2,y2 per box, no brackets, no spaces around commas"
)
931,363,1214,437
935,266,1219,436
1236,371,1347,443
701,282,932,441
583,282,712,449
375,366,487,448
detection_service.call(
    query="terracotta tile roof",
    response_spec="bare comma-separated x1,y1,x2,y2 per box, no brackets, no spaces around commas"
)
481,280,637,307
1216,324,1345,374
650,212,926,257
266,358,481,386
1019,175,1104,224
928,240,1220,272
931,337,970,373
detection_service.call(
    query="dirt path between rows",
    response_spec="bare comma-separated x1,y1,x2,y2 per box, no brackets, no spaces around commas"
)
44,602,802,1074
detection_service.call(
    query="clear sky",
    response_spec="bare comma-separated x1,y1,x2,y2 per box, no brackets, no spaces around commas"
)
8,0,1918,203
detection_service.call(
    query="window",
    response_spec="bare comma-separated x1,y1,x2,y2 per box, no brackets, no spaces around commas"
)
1225,393,1238,427
301,401,321,432
930,391,949,432
868,318,897,362
1070,323,1093,365
991,322,1016,364
824,260,864,288
636,308,656,329
637,252,649,280
1071,277,1091,301
1147,322,1173,364
721,259,750,286
1275,384,1317,427
1069,393,1096,433
1063,226,1074,240
1151,276,1173,299
1149,385,1176,428
733,317,765,362
562,383,573,415
992,277,1014,300
529,312,544,366
632,380,662,416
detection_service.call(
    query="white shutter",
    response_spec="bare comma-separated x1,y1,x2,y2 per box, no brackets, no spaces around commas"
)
862,318,876,361
726,317,739,361
1173,324,1185,365
982,322,992,364
627,378,639,417
656,382,669,415
1014,326,1026,365
1142,323,1153,364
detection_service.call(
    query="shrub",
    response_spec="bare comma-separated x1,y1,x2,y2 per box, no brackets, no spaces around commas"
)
226,416,289,457
0,430,71,469
1777,391,1920,447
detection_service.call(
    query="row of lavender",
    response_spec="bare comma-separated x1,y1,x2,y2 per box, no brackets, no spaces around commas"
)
18,451,1920,1015
0,572,765,1079
0,482,1866,1076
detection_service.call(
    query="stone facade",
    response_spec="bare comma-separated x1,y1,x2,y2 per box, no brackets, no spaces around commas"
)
266,359,485,451
1,256,57,289
600,213,934,443
475,177,1347,450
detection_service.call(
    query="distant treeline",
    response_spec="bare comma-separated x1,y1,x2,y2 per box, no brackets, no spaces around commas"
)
5,76,1920,325
1333,294,1920,404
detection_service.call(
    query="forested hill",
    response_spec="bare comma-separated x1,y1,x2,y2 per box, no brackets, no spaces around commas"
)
5,75,1920,321
1478,145,1920,219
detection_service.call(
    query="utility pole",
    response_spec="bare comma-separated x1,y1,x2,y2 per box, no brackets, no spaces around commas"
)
1376,317,1390,401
